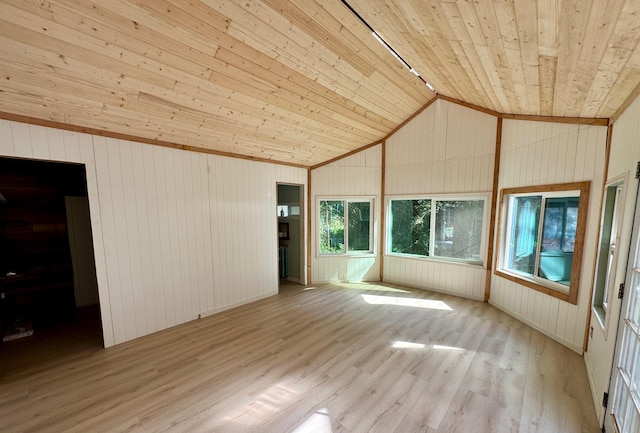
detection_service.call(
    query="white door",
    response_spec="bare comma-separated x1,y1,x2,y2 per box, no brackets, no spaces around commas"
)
605,182,640,432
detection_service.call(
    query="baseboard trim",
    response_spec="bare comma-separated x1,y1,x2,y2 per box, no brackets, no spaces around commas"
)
382,278,485,302
489,299,584,354
200,291,277,318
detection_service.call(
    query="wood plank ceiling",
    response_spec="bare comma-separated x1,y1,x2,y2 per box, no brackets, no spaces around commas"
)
0,0,638,167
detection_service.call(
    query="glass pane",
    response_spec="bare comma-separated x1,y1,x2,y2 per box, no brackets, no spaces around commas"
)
277,205,288,217
630,269,640,329
612,260,640,428
538,197,579,286
389,199,431,256
507,196,541,276
594,186,620,317
620,324,635,380
433,200,484,261
614,373,625,421
348,201,371,252
623,403,638,433
563,204,579,252
319,200,344,254
632,336,640,396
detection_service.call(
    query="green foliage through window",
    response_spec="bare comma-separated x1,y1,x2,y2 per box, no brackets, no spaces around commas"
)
389,198,485,263
319,199,371,254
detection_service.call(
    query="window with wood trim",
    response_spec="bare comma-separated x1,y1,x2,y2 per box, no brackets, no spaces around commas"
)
387,195,487,265
495,182,590,304
318,198,373,255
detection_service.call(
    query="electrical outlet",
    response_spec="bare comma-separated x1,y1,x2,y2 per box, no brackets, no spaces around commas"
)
590,326,594,338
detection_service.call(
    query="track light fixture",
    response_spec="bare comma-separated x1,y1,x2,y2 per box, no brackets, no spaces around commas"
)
340,0,437,94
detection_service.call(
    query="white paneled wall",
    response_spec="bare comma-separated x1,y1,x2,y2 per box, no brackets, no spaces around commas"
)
0,120,307,347
384,100,497,300
585,95,640,422
311,145,382,282
490,120,608,353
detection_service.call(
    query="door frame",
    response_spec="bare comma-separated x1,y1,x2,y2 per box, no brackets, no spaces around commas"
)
276,183,307,286
604,179,640,432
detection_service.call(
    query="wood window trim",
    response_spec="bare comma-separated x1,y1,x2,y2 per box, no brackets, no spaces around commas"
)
494,181,591,305
317,197,375,256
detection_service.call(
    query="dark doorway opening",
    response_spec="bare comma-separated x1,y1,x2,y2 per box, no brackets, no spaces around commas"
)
0,157,102,373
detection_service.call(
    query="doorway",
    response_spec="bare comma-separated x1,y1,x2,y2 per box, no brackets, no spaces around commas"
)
0,157,102,369
277,183,305,288
604,180,640,433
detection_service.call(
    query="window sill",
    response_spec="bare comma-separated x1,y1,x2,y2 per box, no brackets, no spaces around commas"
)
494,269,577,304
592,306,606,331
386,253,484,269
318,253,376,259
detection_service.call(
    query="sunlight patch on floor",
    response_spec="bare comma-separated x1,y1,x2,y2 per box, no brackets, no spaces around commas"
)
433,344,465,351
340,283,411,293
392,340,426,349
308,282,410,293
291,408,333,433
361,294,453,310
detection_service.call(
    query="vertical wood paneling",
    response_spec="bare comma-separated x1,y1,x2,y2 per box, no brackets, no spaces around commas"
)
118,140,145,338
179,151,196,320
311,145,382,283
584,93,640,422
0,120,14,155
490,119,607,353
0,119,307,347
384,99,497,300
29,126,50,160
93,138,126,344
143,145,165,333
131,143,155,335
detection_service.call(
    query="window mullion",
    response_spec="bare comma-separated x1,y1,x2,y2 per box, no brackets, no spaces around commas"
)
429,199,436,257
533,197,546,280
344,201,349,252
368,201,374,254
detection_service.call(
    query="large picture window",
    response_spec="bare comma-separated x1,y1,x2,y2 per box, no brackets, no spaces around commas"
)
318,199,372,255
496,182,590,304
388,196,486,264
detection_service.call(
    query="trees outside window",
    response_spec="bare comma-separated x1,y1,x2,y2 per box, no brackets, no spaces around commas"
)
319,199,372,255
388,197,486,265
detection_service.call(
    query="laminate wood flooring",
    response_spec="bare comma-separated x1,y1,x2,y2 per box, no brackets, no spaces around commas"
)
0,282,599,432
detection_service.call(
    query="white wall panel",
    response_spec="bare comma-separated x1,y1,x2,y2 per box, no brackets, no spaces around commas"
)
0,119,307,347
384,99,497,300
490,119,608,353
311,144,382,283
584,95,640,422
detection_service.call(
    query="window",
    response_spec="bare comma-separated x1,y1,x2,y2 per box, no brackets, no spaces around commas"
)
277,205,288,217
388,196,486,264
318,199,372,254
593,183,624,326
496,182,590,304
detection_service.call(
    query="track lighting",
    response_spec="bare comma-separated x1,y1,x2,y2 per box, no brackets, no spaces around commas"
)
341,0,437,94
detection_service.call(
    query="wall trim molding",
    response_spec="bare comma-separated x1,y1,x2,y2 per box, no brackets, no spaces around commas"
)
0,111,308,169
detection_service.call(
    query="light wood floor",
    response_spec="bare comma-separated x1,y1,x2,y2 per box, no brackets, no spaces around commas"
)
0,282,599,433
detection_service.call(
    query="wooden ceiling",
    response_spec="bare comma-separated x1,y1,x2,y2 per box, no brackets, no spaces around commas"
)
0,1,638,167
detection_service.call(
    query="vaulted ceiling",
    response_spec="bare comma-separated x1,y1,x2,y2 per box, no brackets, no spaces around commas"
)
0,0,638,167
